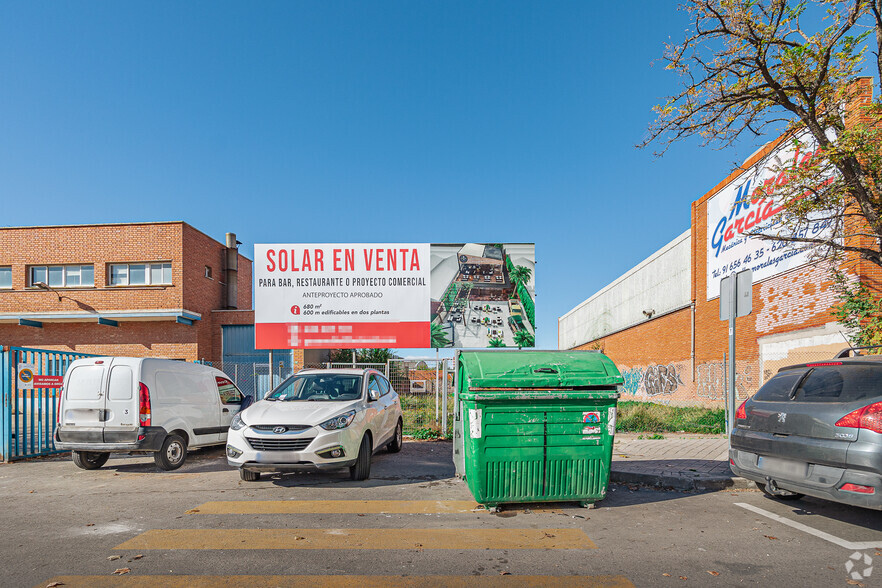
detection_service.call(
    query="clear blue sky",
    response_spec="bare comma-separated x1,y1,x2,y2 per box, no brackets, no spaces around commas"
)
1,1,759,351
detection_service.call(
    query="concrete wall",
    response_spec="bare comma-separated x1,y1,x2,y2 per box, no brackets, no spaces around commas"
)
558,230,691,350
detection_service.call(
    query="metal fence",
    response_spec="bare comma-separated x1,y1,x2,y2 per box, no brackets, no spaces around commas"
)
388,358,453,436
1,346,95,461
202,358,453,437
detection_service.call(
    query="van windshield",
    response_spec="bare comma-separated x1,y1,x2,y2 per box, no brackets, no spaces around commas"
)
265,374,363,402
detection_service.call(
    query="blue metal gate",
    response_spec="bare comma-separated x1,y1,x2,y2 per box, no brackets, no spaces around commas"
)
0,347,95,462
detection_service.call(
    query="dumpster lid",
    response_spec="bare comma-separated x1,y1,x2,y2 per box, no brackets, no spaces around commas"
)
458,350,623,390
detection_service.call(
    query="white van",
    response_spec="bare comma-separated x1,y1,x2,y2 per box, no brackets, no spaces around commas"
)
54,357,245,470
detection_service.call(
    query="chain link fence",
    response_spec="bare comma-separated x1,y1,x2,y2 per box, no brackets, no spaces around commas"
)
199,359,452,437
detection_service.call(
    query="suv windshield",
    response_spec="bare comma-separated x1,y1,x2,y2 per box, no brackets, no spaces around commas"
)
265,374,363,402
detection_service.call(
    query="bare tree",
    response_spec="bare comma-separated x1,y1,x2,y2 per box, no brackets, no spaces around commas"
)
644,0,882,268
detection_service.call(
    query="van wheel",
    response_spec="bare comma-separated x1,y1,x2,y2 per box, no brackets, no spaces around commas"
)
154,434,188,471
387,419,403,453
240,469,260,482
72,451,109,470
349,435,372,481
756,482,804,500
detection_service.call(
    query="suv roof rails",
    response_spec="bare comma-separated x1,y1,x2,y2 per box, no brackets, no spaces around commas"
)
834,345,882,359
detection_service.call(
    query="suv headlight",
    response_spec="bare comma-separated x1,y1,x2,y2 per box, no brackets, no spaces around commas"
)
320,410,356,431
230,413,246,431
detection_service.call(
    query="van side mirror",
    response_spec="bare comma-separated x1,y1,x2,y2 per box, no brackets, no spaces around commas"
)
368,389,380,402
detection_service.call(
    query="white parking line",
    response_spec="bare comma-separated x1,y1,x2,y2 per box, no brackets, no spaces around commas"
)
736,502,882,550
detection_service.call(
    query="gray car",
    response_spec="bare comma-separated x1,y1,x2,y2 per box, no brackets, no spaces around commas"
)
730,348,882,510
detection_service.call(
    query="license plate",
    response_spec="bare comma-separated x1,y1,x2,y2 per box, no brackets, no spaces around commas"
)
756,456,807,478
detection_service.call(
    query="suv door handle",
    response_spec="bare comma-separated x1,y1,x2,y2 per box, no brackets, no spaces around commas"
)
222,408,229,413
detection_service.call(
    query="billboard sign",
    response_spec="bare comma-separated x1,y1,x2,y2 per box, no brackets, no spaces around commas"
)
255,244,431,349
705,130,835,300
254,243,536,349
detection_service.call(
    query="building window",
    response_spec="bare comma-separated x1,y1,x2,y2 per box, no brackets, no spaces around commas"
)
109,262,172,286
0,266,11,289
29,265,94,288
204,266,212,279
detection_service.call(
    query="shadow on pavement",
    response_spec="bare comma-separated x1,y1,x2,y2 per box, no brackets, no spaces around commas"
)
766,494,882,531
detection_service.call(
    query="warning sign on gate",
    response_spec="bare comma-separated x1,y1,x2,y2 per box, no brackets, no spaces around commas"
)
17,363,36,390
16,364,64,389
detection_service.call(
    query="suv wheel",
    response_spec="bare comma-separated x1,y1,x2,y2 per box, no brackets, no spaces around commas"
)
72,450,109,470
154,434,188,471
350,434,372,481
240,468,260,482
387,419,403,453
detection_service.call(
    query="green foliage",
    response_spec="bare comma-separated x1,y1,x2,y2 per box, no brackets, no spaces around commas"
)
328,348,396,364
513,330,535,348
616,401,725,434
410,427,441,440
645,1,882,269
637,433,666,440
509,265,532,286
488,338,506,347
431,322,452,348
830,269,882,346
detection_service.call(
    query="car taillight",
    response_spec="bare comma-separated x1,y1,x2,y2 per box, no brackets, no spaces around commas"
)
139,382,151,427
735,400,747,421
835,401,882,434
841,483,875,494
56,388,63,424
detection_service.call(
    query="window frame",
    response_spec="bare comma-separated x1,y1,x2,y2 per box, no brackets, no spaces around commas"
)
0,266,11,289
28,264,95,288
108,262,173,287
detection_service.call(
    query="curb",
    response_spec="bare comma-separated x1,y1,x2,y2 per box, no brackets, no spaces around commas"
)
610,469,755,492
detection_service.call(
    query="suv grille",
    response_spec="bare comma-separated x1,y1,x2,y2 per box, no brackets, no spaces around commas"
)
246,437,314,451
250,424,311,432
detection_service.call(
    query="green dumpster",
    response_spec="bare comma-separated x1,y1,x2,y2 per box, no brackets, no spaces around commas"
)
452,350,623,509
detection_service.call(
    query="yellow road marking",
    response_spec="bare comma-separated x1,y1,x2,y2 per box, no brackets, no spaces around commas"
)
192,500,482,514
115,528,596,550
39,575,633,588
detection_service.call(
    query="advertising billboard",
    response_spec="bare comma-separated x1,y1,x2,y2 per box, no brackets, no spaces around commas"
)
705,130,834,300
254,243,536,349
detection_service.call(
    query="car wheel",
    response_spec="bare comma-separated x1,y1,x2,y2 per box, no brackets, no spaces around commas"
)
71,450,109,470
387,419,403,453
350,434,372,481
756,482,804,501
240,468,260,482
154,434,188,471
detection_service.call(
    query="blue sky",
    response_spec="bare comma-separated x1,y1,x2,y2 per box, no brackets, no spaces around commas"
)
1,1,760,352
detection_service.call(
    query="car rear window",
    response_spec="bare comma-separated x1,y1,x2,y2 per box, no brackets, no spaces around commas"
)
794,365,882,403
66,365,105,400
753,370,806,402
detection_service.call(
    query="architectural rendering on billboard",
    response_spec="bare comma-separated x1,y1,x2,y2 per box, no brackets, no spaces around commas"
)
254,243,536,349
705,130,834,300
430,243,535,349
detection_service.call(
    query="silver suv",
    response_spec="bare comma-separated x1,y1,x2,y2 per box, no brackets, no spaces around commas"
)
730,348,882,509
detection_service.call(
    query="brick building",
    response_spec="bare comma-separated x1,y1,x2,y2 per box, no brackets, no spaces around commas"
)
0,221,257,363
558,80,876,407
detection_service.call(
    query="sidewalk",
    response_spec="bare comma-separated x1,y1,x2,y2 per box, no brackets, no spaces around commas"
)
611,432,753,491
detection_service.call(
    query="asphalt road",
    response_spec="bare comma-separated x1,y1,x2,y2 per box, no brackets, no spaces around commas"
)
2,441,882,587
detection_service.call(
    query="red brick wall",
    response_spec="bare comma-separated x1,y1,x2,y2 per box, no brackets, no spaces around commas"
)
0,222,253,362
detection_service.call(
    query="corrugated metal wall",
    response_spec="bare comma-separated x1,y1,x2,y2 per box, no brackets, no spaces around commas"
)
559,230,691,349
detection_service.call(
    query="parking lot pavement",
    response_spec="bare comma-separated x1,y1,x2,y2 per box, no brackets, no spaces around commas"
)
3,441,881,586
